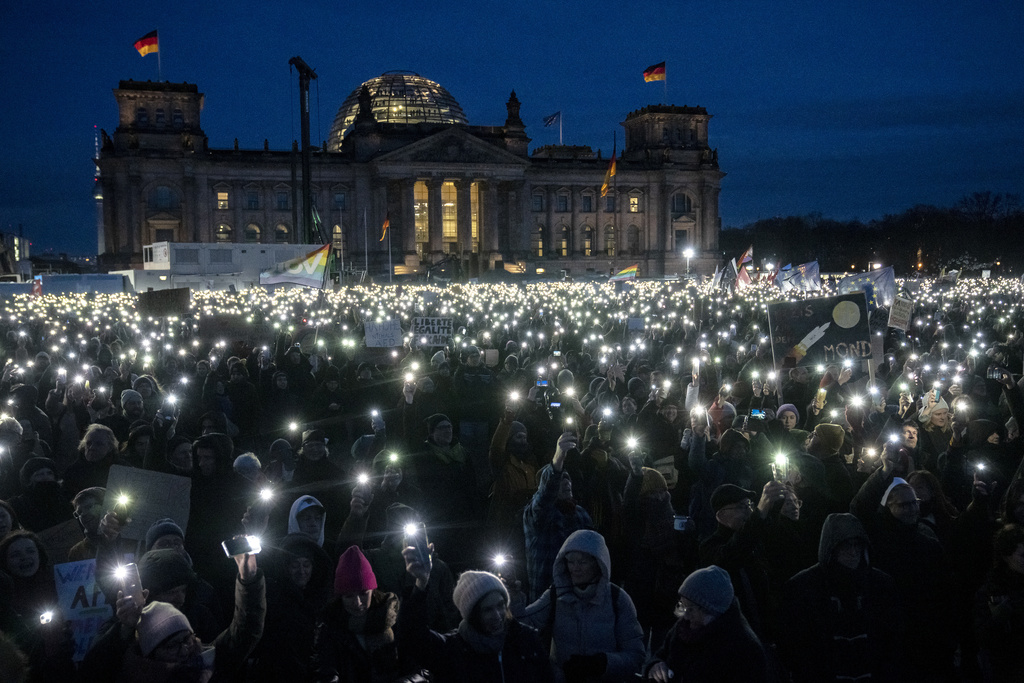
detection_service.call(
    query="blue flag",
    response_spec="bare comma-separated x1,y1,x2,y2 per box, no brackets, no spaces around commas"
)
838,266,896,307
543,111,561,127
776,261,820,292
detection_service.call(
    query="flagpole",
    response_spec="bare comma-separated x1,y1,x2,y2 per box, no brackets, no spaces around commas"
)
388,221,393,284
613,130,618,269
363,208,368,275
559,114,563,145
157,29,162,81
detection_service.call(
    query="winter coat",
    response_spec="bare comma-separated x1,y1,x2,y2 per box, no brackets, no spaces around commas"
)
523,465,593,600
397,585,553,683
312,589,404,683
519,530,644,683
974,564,1024,683
779,513,905,683
645,599,769,683
487,419,539,533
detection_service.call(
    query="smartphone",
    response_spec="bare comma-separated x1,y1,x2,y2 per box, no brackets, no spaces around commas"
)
987,366,1003,381
112,496,131,525
536,379,548,387
39,611,54,625
750,409,765,419
933,389,941,401
119,563,145,607
553,350,562,357
549,401,562,409
771,459,789,482
222,535,262,557
404,522,431,568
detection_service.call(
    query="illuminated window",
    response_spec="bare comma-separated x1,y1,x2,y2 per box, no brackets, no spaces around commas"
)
442,181,457,249
216,224,232,243
332,224,345,251
247,192,259,210
471,182,480,253
275,224,289,242
557,194,569,212
629,196,640,213
532,192,544,212
217,191,230,210
583,227,593,257
605,226,615,257
244,224,261,243
535,226,545,257
276,192,289,211
560,225,569,256
581,195,593,213
414,181,429,248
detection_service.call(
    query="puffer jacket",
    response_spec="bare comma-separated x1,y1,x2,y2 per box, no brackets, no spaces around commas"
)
519,529,644,683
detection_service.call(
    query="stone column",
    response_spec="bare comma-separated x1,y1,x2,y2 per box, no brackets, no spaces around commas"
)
546,186,556,256
401,179,416,256
456,178,472,254
428,178,443,256
485,181,499,254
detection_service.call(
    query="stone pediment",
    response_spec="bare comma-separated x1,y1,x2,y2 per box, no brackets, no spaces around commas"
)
374,128,528,167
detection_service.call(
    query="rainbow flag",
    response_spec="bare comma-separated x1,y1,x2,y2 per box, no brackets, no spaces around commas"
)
610,264,638,281
260,244,330,288
134,30,159,57
643,61,666,82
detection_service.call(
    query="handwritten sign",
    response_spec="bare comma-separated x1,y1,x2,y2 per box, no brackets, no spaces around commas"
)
53,559,113,661
364,319,403,348
412,317,453,347
767,293,872,368
105,466,192,541
888,297,913,331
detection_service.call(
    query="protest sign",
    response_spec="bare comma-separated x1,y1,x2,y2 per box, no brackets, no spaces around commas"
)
364,319,403,348
483,349,499,367
627,317,645,331
767,292,872,368
137,287,190,318
202,315,274,346
888,296,914,331
412,317,453,347
104,466,191,541
53,559,113,661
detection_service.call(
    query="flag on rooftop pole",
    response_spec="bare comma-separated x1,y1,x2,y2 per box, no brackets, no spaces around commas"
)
543,111,563,144
134,30,159,56
643,62,666,82
260,244,331,289
601,146,617,198
610,264,638,281
379,211,390,242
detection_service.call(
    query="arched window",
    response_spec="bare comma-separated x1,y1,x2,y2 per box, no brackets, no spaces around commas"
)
583,226,594,257
275,224,289,243
604,226,615,257
535,225,545,258
148,185,179,211
332,224,345,251
560,225,570,256
244,224,261,243
216,224,232,243
672,193,693,215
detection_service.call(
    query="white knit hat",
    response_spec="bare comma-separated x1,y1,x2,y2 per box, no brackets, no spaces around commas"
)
452,571,509,621
137,601,191,657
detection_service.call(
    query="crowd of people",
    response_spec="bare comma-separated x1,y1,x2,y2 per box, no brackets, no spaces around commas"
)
0,274,1024,682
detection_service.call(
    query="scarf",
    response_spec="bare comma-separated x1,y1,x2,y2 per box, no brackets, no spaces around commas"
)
429,441,467,465
457,619,506,654
555,498,578,516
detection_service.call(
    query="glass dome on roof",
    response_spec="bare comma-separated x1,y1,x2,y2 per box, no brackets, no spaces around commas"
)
327,72,468,149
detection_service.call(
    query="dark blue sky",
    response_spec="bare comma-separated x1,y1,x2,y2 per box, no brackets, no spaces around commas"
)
2,0,1022,256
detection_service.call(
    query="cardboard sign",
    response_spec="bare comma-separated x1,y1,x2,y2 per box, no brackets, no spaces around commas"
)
104,466,192,542
888,297,914,331
53,559,113,661
767,292,873,368
627,317,645,331
137,287,190,318
412,317,453,347
483,349,499,367
364,319,403,348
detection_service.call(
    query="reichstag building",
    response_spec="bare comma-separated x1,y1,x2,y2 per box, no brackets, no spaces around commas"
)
95,71,724,278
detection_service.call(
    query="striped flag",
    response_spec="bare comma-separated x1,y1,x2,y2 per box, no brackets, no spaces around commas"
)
610,264,638,281
601,151,617,198
379,212,390,242
134,30,159,57
643,61,666,82
260,244,330,288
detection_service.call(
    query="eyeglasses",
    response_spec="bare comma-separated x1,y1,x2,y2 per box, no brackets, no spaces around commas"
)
676,598,705,617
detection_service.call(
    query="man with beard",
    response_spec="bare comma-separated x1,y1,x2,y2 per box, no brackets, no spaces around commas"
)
9,457,73,532
644,565,769,682
100,389,146,444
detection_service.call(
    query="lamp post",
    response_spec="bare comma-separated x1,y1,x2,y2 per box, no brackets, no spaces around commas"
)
683,247,694,276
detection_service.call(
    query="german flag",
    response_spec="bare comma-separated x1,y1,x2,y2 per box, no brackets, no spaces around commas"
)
643,61,666,82
600,153,616,198
134,30,159,57
379,211,390,241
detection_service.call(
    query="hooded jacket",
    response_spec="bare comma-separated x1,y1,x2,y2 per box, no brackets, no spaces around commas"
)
779,513,904,683
287,495,326,547
519,530,644,683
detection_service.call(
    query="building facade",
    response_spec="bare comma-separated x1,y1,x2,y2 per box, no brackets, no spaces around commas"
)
95,73,724,278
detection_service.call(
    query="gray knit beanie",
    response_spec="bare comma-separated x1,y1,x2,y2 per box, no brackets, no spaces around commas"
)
679,565,734,616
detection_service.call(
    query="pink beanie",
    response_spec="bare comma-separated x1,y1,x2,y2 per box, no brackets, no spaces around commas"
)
334,545,377,596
